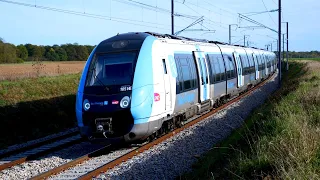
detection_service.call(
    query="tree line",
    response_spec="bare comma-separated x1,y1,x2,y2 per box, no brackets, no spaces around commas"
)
282,51,320,59
1,37,320,64
0,37,95,64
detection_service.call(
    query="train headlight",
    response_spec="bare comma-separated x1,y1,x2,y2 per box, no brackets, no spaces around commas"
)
83,99,90,111
120,96,130,108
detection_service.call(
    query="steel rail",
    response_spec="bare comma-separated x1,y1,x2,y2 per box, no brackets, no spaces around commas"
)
30,144,114,180
0,128,78,159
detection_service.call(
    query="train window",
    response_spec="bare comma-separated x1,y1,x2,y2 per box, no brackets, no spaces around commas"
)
207,54,225,84
251,55,255,73
240,54,249,75
86,52,136,87
218,56,226,81
256,55,262,71
201,57,209,84
213,56,221,82
174,56,183,93
162,59,167,74
174,53,198,93
223,54,236,79
245,54,251,74
186,55,198,88
206,54,216,84
239,55,245,75
179,58,192,90
267,56,271,68
262,55,266,69
214,55,222,82
247,54,254,74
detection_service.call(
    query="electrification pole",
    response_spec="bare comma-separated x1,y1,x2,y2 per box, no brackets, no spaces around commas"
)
171,0,174,35
244,35,246,46
271,43,272,51
229,24,237,44
278,0,282,87
286,22,289,70
283,33,285,66
229,25,231,44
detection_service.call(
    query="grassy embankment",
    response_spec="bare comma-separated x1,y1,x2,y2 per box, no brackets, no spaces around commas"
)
0,73,81,149
182,61,320,179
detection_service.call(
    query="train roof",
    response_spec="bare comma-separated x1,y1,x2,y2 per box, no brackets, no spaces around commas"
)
103,32,272,53
144,32,268,51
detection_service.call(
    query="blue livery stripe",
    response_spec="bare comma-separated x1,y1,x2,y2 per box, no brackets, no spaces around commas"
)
168,55,177,78
130,36,156,124
76,46,97,127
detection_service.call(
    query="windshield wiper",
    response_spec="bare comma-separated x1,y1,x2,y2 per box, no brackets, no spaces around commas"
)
89,66,109,90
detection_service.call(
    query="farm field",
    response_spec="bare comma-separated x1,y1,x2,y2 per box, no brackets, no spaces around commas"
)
183,60,320,179
0,73,81,149
0,61,86,80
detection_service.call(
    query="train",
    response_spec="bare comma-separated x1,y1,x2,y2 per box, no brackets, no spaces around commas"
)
75,32,277,143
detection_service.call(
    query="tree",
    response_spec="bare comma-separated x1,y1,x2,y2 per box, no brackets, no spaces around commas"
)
25,44,35,58
0,42,18,63
16,44,28,60
85,45,95,55
62,44,77,60
75,45,89,60
32,45,43,60
56,47,68,61
45,48,59,61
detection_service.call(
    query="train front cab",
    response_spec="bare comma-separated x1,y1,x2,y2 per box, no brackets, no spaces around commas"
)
76,33,175,143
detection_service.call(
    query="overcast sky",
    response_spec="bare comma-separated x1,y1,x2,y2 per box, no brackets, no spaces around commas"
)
0,0,319,51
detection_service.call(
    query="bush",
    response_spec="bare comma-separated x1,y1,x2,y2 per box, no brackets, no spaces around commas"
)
16,58,24,63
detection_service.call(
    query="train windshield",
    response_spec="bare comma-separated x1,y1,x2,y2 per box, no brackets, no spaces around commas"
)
85,52,137,87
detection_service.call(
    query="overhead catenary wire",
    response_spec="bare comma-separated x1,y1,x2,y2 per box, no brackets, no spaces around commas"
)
114,0,198,19
0,0,186,30
1,0,283,49
242,9,278,17
271,0,277,5
178,2,228,31
261,0,277,25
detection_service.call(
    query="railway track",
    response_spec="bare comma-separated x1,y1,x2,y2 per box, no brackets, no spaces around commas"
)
28,73,276,180
0,129,83,171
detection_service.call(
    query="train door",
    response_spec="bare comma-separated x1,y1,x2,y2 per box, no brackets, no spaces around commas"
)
193,51,210,102
161,58,172,111
233,52,243,88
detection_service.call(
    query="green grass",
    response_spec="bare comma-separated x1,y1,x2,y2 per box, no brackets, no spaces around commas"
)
181,61,320,179
0,73,81,149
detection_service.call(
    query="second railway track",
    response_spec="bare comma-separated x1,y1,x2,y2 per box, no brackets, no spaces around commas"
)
0,133,82,171
26,72,277,180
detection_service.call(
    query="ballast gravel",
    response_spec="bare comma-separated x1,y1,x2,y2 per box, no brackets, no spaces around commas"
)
94,73,279,180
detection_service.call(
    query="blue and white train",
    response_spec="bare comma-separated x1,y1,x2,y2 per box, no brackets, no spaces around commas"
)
75,32,277,143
